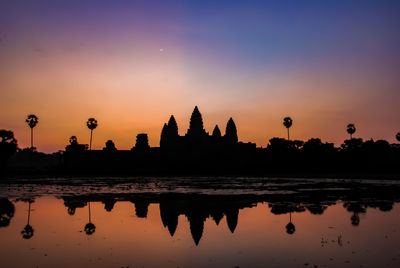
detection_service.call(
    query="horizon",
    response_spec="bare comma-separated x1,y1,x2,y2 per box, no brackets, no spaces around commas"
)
1,0,399,153
7,105,400,153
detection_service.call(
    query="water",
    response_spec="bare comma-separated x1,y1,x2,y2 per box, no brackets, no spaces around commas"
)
1,177,400,268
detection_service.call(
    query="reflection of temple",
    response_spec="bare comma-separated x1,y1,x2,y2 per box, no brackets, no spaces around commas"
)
62,194,248,245
45,187,398,243
4,180,400,242
159,198,244,245
133,200,150,218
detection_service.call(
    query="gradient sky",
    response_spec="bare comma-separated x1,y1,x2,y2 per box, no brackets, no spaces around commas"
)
1,0,399,152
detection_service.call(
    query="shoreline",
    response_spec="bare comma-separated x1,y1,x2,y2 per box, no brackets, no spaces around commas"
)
2,169,400,181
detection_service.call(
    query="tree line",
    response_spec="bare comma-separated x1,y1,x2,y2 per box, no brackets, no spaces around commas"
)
1,112,400,173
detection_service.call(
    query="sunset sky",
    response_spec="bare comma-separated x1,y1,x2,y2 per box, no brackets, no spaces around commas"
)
1,0,399,152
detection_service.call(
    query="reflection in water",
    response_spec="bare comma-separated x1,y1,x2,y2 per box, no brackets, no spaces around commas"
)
0,198,14,228
103,198,116,212
1,179,400,267
1,189,400,245
157,197,245,245
64,197,86,216
344,202,366,226
53,186,400,246
286,212,295,235
134,200,149,218
84,202,96,235
21,200,34,239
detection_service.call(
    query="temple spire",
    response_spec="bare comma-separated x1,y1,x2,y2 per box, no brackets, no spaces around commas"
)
167,115,178,137
212,125,221,138
187,106,206,137
160,123,168,147
225,117,238,143
160,115,179,148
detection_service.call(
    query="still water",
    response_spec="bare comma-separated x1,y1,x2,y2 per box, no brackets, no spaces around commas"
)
1,177,400,268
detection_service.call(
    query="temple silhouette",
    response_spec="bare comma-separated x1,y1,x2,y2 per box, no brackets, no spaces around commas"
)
160,106,243,152
2,106,400,175
62,106,259,174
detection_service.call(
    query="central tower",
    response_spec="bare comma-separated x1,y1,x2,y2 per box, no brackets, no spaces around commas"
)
186,106,207,138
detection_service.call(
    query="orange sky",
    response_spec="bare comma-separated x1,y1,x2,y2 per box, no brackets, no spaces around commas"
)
1,48,399,152
1,50,398,153
1,1,399,152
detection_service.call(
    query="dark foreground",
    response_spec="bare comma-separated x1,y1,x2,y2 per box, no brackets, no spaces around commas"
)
4,135,400,177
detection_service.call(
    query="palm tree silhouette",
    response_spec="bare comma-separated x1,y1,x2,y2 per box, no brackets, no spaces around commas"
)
86,118,98,150
347,124,356,139
84,202,96,235
21,200,34,239
396,132,400,143
283,117,293,140
25,114,38,149
285,212,296,235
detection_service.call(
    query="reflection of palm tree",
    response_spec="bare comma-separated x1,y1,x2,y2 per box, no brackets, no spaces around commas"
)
283,117,293,140
86,118,98,150
21,201,34,239
396,132,400,143
285,212,295,235
347,124,356,139
84,202,96,235
25,114,39,149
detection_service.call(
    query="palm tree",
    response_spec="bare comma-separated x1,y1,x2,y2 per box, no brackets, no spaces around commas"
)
396,132,400,143
283,117,293,140
21,200,34,239
84,202,96,235
347,124,356,139
86,118,98,150
25,114,38,149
